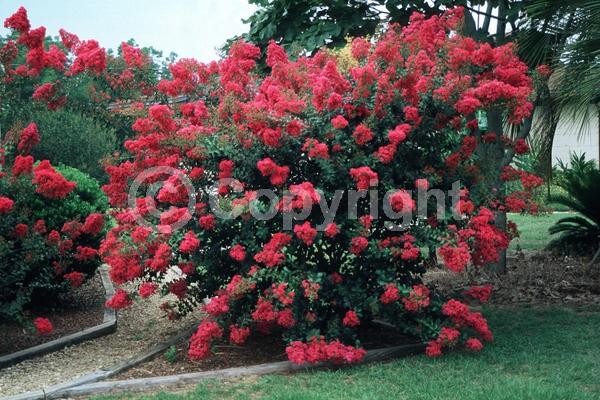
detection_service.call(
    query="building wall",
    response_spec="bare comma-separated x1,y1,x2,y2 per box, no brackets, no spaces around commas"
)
550,105,599,166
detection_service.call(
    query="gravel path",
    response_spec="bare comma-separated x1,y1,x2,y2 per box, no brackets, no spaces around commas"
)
0,283,200,397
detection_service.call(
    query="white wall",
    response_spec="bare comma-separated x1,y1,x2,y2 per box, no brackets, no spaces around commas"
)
532,105,599,166
553,105,599,166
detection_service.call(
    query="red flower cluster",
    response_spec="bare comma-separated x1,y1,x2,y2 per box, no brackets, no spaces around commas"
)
4,7,30,33
189,320,223,360
229,325,251,345
380,284,400,304
342,310,360,327
286,337,367,365
463,284,493,303
0,196,14,214
257,158,289,186
32,160,76,199
402,284,430,312
17,123,40,154
105,288,132,309
33,317,53,336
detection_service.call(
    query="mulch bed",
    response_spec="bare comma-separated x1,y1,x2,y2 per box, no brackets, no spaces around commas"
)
0,273,105,356
115,252,600,381
113,323,418,380
427,251,600,307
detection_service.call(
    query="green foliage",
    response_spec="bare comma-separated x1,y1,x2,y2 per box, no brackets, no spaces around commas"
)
547,153,600,254
523,0,600,111
233,1,541,61
0,225,62,323
30,109,117,180
164,345,179,364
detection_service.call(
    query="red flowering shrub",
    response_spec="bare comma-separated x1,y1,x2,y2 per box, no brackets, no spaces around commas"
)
100,9,536,364
0,123,107,324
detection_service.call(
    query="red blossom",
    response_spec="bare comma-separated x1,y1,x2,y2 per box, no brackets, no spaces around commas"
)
463,284,493,303
380,283,400,304
425,340,443,357
349,166,378,190
189,320,223,360
439,243,471,272
32,160,76,199
105,289,132,309
229,325,251,345
4,7,30,33
33,317,53,336
342,310,360,327
18,123,40,154
294,221,317,245
81,213,104,235
12,155,34,176
229,244,247,261
331,115,348,129
0,197,15,214
139,282,158,298
169,279,188,299
514,138,529,154
179,231,200,254
350,236,368,255
64,271,85,287
389,190,415,213
352,124,373,145
465,338,484,351
286,337,366,365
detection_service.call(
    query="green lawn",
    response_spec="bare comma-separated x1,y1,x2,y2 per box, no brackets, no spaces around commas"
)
508,212,570,251
95,307,600,400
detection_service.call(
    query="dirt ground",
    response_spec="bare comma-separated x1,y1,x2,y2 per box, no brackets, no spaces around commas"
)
427,251,600,307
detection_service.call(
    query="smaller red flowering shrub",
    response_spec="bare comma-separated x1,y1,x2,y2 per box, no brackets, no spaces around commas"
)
0,124,107,324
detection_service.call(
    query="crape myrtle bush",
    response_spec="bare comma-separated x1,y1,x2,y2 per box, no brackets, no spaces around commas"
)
0,123,107,325
99,8,538,362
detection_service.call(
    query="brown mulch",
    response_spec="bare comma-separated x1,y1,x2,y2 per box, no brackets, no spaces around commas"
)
426,251,600,307
113,323,417,380
0,273,105,356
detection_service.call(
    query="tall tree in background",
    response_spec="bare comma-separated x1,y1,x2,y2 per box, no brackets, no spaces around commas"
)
520,0,600,182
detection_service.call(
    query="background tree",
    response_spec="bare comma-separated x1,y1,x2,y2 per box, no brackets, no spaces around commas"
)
521,0,600,186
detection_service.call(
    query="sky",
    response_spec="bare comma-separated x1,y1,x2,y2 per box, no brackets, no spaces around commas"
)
0,0,257,62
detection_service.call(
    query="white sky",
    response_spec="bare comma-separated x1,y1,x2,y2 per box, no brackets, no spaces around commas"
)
0,0,257,62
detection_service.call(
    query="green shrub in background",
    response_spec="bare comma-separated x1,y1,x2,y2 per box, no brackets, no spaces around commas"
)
31,109,117,181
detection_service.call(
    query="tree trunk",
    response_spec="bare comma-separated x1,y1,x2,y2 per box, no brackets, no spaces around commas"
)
488,211,508,274
486,107,509,274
